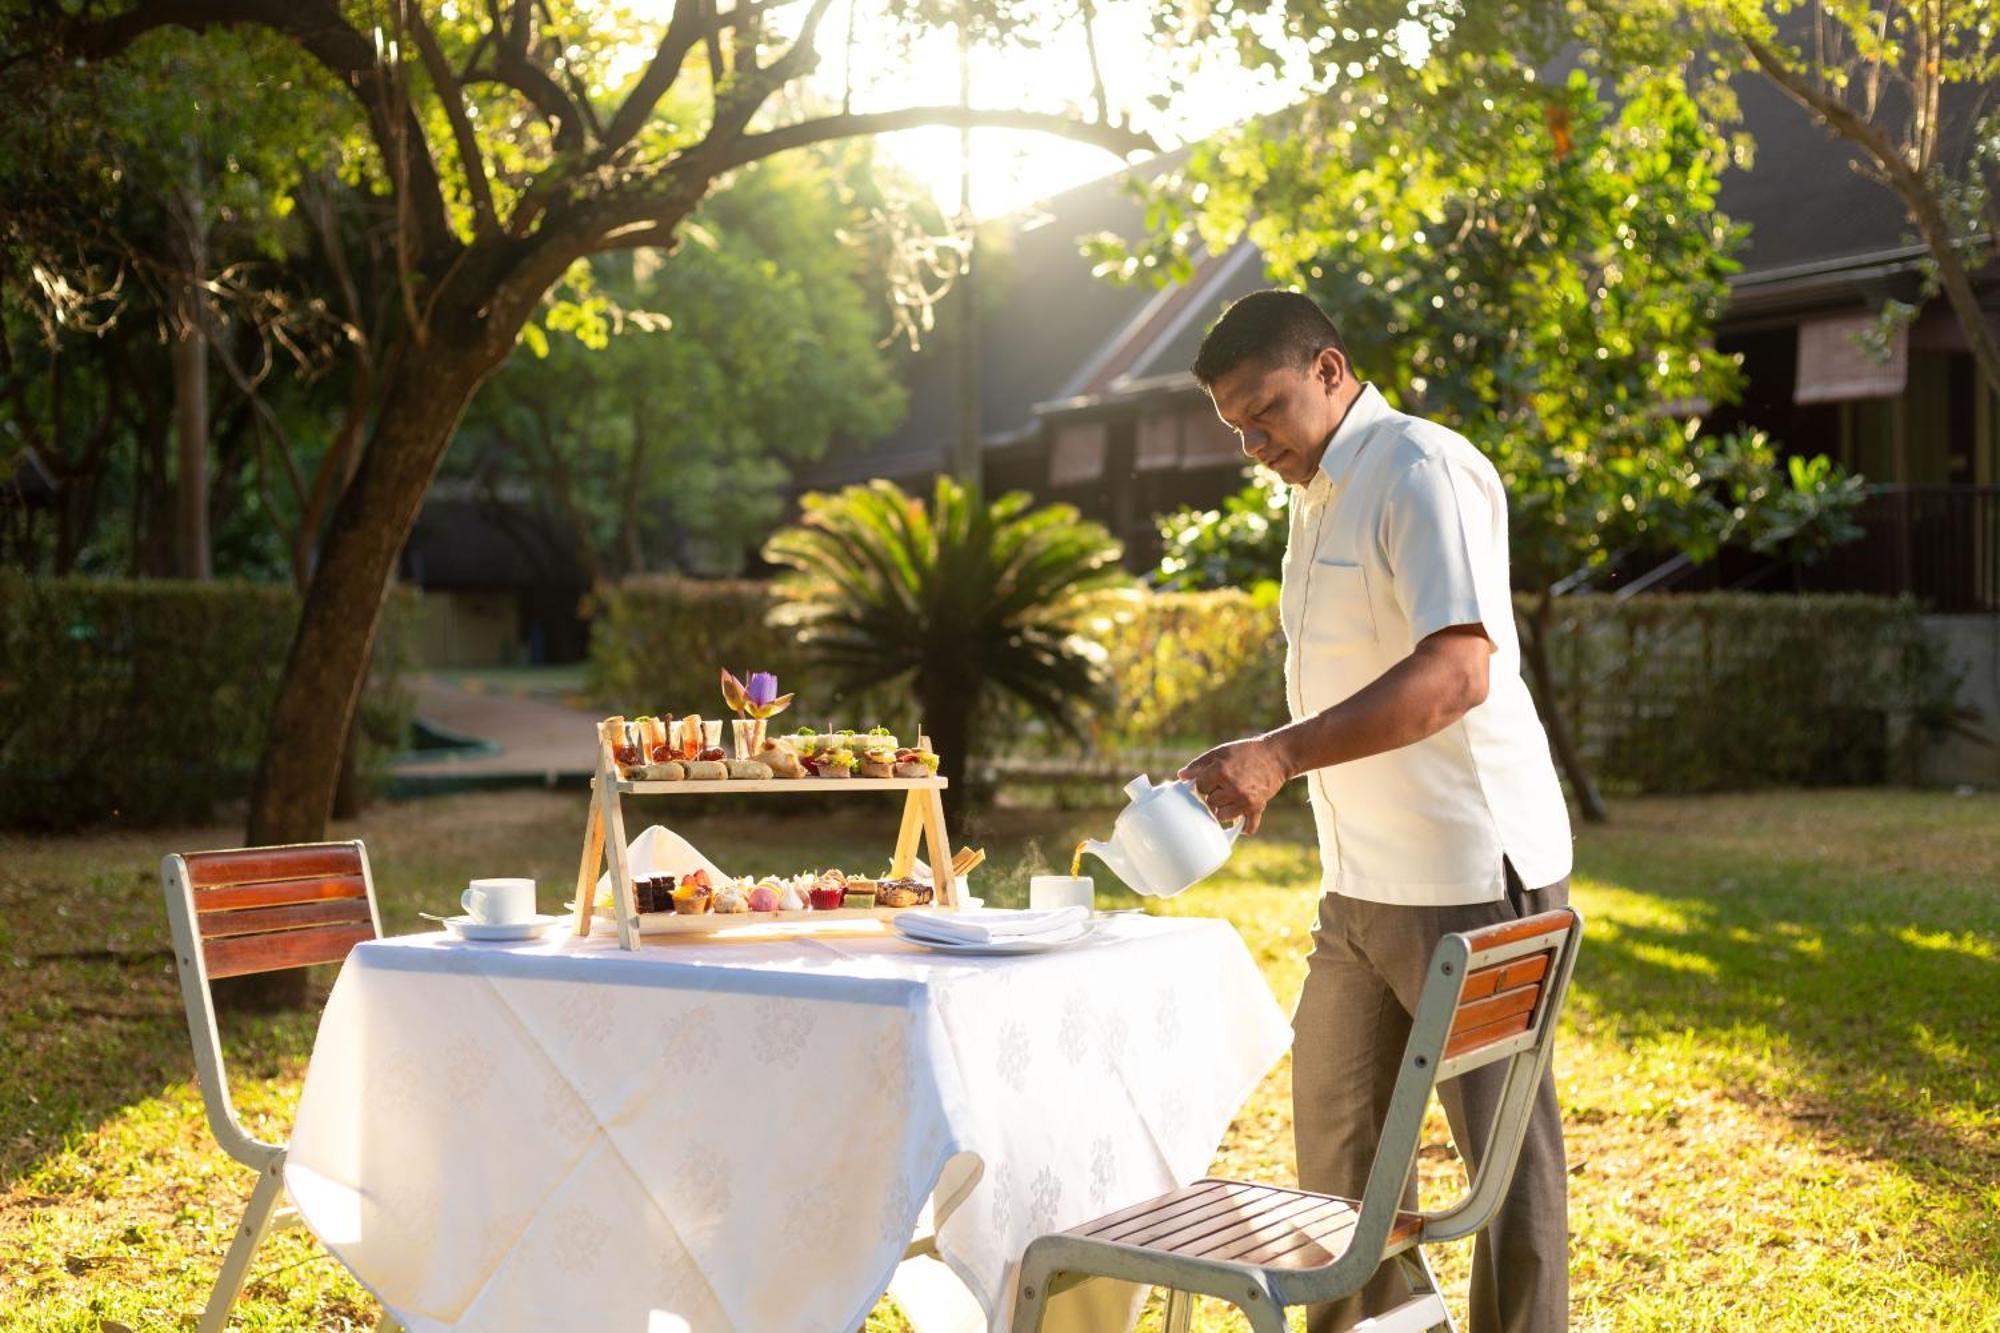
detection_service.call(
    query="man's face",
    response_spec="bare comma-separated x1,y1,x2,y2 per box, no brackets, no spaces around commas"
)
1207,348,1353,487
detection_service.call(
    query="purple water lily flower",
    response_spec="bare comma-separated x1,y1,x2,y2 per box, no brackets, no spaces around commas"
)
747,672,780,709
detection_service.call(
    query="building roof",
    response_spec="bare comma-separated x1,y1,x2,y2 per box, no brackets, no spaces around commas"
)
797,59,1990,490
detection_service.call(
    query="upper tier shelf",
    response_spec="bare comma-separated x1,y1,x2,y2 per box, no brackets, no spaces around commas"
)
596,776,949,794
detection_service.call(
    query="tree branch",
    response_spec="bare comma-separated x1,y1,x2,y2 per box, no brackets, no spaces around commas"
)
601,0,709,157
465,48,587,152
407,3,500,237
714,105,1157,172
60,0,456,264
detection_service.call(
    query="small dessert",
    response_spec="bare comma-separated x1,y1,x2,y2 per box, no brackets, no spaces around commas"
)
677,714,706,760
875,877,934,908
713,883,751,913
817,748,858,779
725,758,773,781
746,882,780,913
844,888,877,910
607,717,648,777
759,740,805,778
672,869,714,915
684,760,728,781
636,715,671,763
776,878,810,912
808,879,847,911
633,873,669,914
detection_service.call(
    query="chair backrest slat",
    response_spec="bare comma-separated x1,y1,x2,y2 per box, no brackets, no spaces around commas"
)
203,920,380,979
184,844,361,888
198,896,376,940
192,873,370,914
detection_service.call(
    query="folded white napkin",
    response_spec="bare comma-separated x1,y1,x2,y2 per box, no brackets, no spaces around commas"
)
894,906,1089,946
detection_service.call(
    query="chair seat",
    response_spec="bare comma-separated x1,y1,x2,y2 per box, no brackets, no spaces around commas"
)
1066,1178,1423,1271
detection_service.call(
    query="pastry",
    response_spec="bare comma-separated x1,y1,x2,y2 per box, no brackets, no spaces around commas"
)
875,877,934,908
684,760,728,781
672,870,714,914
640,761,685,782
725,759,773,781
759,740,805,778
713,884,751,913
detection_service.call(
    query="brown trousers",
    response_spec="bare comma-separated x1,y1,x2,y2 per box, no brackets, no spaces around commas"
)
1292,865,1571,1333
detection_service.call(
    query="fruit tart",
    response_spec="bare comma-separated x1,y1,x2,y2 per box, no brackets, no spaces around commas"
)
672,869,714,914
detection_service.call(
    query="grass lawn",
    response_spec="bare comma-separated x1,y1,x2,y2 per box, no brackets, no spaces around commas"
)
2,788,1996,1330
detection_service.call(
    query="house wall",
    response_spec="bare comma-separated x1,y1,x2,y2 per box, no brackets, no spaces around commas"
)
1922,613,2000,787
420,589,521,668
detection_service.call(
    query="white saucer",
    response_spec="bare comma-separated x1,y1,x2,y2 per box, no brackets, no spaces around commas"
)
891,920,1096,955
443,913,563,942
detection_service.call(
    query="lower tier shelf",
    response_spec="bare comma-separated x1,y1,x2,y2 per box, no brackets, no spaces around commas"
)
583,904,953,937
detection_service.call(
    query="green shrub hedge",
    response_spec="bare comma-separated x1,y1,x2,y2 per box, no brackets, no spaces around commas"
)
0,574,418,830
592,578,1953,793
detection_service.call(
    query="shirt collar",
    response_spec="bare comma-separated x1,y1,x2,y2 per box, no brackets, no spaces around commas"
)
1303,384,1389,496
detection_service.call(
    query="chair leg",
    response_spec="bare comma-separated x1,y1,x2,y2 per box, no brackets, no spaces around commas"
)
1162,1287,1193,1333
199,1158,286,1333
1393,1248,1458,1333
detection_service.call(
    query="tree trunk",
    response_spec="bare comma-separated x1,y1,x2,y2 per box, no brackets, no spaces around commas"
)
171,185,211,581
224,336,495,1010
246,344,491,847
1896,174,2000,403
1519,591,1607,825
918,673,974,824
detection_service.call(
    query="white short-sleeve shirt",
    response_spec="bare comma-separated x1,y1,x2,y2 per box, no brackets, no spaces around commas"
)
1280,384,1573,904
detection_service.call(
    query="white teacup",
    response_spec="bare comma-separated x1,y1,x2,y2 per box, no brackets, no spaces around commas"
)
1029,874,1094,912
463,878,537,924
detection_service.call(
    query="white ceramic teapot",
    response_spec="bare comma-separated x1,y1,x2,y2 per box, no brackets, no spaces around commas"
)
1077,775,1244,898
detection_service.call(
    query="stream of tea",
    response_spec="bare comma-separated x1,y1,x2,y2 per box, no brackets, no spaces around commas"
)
1071,839,1089,877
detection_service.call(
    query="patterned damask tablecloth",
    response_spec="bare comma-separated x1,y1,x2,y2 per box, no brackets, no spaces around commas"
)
283,915,1290,1332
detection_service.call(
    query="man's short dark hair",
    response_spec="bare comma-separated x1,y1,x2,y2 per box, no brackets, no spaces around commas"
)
1191,289,1347,387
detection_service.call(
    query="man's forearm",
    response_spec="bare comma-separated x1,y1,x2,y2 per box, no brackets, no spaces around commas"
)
1264,640,1488,779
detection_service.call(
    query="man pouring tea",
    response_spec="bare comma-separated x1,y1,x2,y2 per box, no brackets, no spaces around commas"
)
1179,290,1574,1333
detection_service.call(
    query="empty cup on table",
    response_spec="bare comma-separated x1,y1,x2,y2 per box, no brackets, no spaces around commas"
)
463,878,536,924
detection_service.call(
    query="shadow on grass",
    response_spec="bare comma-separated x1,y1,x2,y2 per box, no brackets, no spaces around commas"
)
1568,838,1999,1271
2,951,334,1189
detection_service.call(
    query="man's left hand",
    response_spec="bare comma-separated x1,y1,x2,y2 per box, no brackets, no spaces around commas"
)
1179,736,1291,836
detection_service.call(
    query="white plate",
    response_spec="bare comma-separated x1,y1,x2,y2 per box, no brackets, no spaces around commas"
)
443,913,564,942
891,920,1096,955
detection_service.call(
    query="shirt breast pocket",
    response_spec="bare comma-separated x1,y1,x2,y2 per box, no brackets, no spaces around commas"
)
1302,559,1377,655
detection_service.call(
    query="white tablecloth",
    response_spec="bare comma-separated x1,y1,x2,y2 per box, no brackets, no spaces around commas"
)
284,914,1289,1332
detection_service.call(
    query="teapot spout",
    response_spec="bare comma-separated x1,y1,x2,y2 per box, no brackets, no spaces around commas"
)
1078,839,1142,894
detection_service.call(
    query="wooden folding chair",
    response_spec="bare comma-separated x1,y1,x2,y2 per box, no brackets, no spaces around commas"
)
1011,908,1583,1333
161,840,396,1333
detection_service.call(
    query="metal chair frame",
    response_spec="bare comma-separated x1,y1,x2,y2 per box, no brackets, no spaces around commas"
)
1011,909,1583,1333
162,839,396,1333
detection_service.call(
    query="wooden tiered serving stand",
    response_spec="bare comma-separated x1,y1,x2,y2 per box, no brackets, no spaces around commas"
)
570,722,959,949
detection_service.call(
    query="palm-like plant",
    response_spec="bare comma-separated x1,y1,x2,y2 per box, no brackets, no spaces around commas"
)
764,477,1128,804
